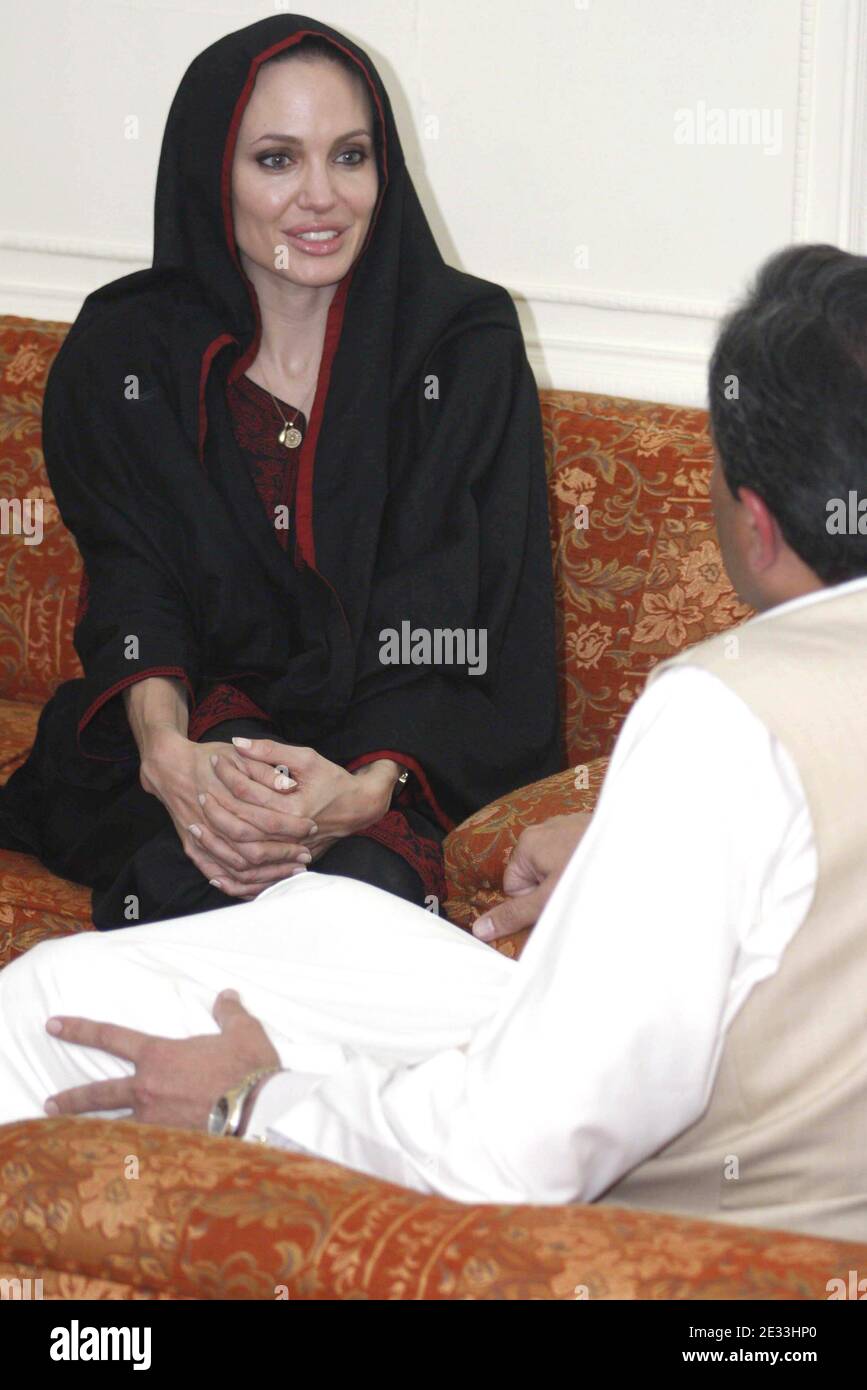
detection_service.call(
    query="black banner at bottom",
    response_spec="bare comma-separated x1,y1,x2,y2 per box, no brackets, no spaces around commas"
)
0,1294,861,1373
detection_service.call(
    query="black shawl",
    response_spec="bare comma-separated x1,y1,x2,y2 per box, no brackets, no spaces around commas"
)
0,13,561,852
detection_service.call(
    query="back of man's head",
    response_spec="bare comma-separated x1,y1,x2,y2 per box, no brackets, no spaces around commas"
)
709,244,867,585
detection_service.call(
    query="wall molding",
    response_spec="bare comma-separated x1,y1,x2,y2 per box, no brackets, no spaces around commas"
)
0,233,148,322
0,0,832,333
0,232,729,325
0,232,148,262
791,0,818,240
503,281,725,321
842,0,867,250
524,333,708,407
1,0,865,403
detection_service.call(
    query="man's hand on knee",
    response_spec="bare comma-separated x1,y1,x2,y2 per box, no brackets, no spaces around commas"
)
42,990,279,1129
471,812,593,943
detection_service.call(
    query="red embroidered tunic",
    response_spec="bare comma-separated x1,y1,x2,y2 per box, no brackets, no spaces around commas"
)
188,372,447,903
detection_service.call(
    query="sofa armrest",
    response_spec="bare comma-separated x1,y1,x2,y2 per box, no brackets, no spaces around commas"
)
0,1118,862,1300
444,760,608,948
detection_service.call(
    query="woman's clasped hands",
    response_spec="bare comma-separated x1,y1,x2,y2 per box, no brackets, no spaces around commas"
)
139,729,398,900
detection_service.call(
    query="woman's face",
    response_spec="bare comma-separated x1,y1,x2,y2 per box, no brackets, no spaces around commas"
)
231,58,379,290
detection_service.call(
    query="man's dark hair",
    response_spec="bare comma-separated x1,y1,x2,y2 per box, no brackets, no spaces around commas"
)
708,243,867,583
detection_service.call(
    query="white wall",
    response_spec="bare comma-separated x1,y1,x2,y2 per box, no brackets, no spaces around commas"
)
1,0,865,405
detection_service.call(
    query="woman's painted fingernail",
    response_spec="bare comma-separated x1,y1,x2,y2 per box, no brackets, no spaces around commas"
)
232,736,252,747
46,1017,62,1035
187,823,202,838
298,851,313,864
473,917,494,941
209,878,223,889
290,865,307,876
209,753,219,767
198,792,207,805
44,1099,59,1115
309,822,318,835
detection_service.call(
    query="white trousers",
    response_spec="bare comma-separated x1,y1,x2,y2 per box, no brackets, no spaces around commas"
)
0,871,516,1124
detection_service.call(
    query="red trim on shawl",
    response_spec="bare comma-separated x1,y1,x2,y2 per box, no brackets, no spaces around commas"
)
345,750,456,833
214,29,390,571
188,29,398,746
197,331,236,464
292,274,350,570
187,683,271,741
355,810,447,905
77,667,194,761
219,31,389,277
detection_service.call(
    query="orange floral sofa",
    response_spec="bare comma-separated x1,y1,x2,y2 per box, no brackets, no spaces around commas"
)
2,313,864,1300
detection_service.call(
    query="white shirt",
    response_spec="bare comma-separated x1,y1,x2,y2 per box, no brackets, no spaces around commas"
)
245,577,867,1204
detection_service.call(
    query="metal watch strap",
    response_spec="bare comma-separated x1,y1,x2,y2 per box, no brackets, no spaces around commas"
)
209,1065,281,1138
389,763,409,808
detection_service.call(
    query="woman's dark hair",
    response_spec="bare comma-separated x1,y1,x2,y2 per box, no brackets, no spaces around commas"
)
708,243,867,583
261,34,377,139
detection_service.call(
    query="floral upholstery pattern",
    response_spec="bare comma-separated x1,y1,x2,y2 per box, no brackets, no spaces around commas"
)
0,697,39,779
443,759,608,951
0,319,83,705
444,391,752,934
2,314,823,1300
540,392,751,766
1,1119,864,1300
0,875,90,967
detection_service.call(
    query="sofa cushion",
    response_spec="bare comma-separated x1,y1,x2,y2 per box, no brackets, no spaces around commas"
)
0,892,87,969
0,698,40,782
0,700,91,966
444,756,608,956
0,840,91,968
2,1116,864,1300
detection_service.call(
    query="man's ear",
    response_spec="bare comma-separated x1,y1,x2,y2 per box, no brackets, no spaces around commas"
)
736,486,783,572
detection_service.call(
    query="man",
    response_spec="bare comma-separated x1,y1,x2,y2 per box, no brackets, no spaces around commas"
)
1,243,866,1240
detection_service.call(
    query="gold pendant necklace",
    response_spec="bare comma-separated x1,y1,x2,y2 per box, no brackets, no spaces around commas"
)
258,364,304,449
277,418,303,450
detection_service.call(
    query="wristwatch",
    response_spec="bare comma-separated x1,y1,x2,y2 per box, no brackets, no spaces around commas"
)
207,1066,281,1138
388,764,409,809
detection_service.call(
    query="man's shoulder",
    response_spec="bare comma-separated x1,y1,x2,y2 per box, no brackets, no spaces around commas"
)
647,620,755,688
616,660,772,771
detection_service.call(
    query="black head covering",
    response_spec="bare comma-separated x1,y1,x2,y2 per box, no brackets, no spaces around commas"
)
25,14,561,831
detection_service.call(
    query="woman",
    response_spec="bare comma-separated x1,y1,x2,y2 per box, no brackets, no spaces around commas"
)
0,14,561,928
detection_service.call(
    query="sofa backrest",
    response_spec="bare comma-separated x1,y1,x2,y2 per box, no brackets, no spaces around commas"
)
540,391,752,768
0,317,83,704
0,316,750,761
